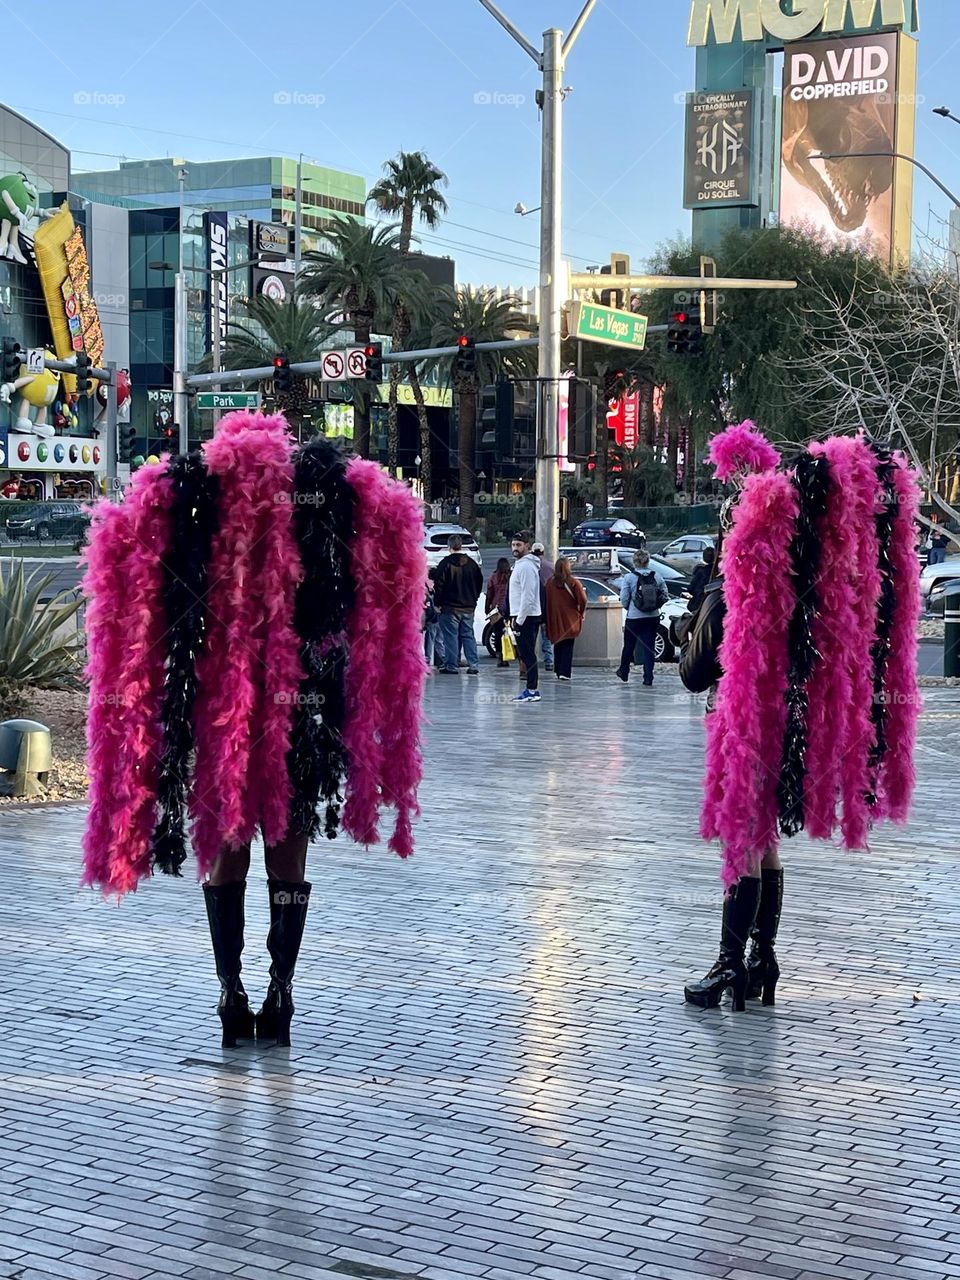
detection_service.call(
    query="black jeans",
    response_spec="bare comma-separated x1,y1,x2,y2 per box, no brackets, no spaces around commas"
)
618,616,658,684
553,638,575,678
516,616,541,690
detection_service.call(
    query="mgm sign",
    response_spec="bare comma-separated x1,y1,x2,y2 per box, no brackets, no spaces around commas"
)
688,0,914,45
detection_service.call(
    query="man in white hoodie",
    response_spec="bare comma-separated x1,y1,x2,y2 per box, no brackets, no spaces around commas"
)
507,530,542,703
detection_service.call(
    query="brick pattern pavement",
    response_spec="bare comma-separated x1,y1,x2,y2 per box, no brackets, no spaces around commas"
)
1,669,959,1280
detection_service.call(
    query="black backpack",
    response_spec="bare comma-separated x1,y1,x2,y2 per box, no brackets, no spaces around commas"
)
632,570,665,613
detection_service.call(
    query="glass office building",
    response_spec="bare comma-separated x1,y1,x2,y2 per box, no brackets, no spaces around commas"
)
72,156,366,245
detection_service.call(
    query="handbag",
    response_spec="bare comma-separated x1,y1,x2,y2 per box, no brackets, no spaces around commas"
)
500,625,517,662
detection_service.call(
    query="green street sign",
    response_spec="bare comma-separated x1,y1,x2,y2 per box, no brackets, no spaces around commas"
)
195,391,262,410
570,302,648,351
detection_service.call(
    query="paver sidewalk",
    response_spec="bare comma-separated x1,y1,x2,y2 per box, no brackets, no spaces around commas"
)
2,668,960,1280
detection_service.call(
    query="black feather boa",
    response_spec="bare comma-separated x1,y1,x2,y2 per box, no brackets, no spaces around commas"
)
866,444,898,800
152,453,220,875
285,438,356,840
777,450,831,837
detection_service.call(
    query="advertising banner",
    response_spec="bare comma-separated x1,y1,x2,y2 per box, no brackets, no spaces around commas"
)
33,204,105,392
204,211,229,352
780,31,917,266
684,90,756,208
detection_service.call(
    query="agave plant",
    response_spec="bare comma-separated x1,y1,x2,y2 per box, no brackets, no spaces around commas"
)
0,561,85,713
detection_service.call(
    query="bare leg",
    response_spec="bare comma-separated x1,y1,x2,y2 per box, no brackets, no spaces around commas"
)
264,831,309,882
205,843,252,886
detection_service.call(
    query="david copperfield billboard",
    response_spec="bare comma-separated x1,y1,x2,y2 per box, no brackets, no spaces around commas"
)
780,31,918,266
684,90,756,208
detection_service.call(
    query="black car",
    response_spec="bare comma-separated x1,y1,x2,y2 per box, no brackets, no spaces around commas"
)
4,501,90,543
571,518,646,548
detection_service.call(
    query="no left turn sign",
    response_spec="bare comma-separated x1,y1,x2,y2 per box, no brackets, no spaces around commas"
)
321,350,345,380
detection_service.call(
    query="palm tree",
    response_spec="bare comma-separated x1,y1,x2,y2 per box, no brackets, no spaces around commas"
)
217,293,331,423
368,152,449,489
431,286,536,522
300,220,418,458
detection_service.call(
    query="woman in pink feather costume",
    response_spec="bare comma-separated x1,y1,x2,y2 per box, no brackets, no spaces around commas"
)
682,424,921,1016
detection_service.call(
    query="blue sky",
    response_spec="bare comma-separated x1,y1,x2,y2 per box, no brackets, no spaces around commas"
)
6,0,960,286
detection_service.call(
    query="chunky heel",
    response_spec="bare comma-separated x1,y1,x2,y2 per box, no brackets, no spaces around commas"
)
219,997,255,1048
256,880,311,1048
255,987,293,1046
684,878,761,1011
761,976,778,1007
731,975,747,1012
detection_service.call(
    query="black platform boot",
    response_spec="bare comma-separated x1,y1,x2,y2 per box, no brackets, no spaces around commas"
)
202,881,256,1048
746,868,783,1006
256,880,312,1047
684,876,762,1012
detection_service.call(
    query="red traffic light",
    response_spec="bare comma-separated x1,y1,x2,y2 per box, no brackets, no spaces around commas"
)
457,335,471,348
674,312,688,324
163,427,175,438
273,355,286,368
364,344,378,358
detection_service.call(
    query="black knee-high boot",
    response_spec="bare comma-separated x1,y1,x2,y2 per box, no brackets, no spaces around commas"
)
202,881,256,1047
746,868,783,1005
256,880,312,1046
684,876,762,1012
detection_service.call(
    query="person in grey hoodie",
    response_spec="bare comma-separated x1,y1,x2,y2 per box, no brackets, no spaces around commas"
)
617,548,667,686
507,530,543,703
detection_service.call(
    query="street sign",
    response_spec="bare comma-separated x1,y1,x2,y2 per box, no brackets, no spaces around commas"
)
195,391,262,410
321,350,345,380
26,348,44,375
346,346,367,378
570,302,648,351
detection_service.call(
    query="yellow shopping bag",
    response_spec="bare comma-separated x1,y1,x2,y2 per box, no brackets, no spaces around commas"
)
500,626,516,662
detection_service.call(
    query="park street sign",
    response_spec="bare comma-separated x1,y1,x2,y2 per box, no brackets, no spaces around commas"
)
569,301,648,351
195,391,262,410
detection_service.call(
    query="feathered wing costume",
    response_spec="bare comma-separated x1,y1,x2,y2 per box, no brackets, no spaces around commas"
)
699,428,921,888
81,411,427,898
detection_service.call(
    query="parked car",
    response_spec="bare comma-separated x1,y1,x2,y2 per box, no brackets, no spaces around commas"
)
571,518,646,548
658,533,716,574
422,523,482,570
4,501,90,543
920,557,960,613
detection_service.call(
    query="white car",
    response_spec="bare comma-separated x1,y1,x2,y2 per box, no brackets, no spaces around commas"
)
423,523,482,571
920,556,960,612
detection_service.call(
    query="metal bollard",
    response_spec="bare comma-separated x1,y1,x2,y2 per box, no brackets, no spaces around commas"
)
944,582,960,679
0,719,52,797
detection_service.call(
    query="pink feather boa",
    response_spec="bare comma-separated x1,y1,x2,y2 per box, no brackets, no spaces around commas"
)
701,470,799,888
876,455,921,823
342,458,427,855
708,420,781,481
804,437,883,845
189,411,304,877
81,461,175,896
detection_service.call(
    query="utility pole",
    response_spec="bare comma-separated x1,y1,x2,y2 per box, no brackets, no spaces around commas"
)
294,152,303,286
477,0,597,562
173,166,189,454
105,360,118,498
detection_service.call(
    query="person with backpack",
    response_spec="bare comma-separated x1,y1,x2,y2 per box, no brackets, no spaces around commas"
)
616,548,667,685
434,535,484,675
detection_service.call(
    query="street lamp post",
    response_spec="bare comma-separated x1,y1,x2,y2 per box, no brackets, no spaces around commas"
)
151,256,260,441
934,106,960,127
174,168,189,453
477,0,597,562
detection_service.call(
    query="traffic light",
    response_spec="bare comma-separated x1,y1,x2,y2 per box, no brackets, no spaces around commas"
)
75,351,93,395
569,379,598,459
363,342,383,382
119,426,136,464
480,378,515,458
454,335,477,376
666,307,704,358
2,337,22,383
162,425,177,452
273,353,292,395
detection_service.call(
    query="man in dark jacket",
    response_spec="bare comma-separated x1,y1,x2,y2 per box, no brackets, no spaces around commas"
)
434,535,484,674
689,545,716,611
